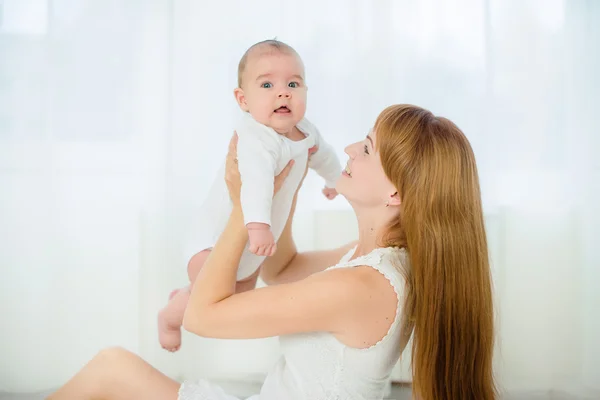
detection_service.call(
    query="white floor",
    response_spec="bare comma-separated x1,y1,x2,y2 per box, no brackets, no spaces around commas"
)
2,385,597,400
0,382,410,400
0,384,411,400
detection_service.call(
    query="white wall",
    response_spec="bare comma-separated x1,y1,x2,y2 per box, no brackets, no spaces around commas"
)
0,0,171,391
0,0,598,397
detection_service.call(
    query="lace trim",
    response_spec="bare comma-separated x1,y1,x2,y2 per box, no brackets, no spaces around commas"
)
332,246,408,351
178,379,244,400
337,245,357,264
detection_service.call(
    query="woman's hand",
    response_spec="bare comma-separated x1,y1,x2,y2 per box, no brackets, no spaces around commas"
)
225,132,295,206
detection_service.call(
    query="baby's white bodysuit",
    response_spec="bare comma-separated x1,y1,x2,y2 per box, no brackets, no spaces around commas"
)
185,113,342,280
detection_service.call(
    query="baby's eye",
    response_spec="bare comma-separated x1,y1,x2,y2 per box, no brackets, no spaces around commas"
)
288,82,299,88
261,82,273,88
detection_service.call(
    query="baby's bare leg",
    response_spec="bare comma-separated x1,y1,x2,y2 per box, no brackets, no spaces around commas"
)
158,250,211,352
187,249,212,283
235,267,261,293
47,347,180,400
158,287,190,352
188,248,260,293
158,249,261,351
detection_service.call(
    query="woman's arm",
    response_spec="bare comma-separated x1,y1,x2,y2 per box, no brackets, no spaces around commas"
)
259,201,356,285
182,135,371,341
182,134,291,327
259,145,357,285
259,185,357,285
182,201,375,341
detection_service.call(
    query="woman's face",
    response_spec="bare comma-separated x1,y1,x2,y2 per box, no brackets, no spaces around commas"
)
335,129,398,208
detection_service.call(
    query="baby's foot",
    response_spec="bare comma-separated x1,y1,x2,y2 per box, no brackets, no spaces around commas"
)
158,310,181,352
168,288,179,300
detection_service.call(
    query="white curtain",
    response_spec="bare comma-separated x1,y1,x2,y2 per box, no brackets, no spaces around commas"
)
1,0,598,397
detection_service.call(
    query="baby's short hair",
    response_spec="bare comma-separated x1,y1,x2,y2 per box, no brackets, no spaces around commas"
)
237,39,299,88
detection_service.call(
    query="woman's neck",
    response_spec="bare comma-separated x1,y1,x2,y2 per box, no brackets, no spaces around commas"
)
352,206,397,258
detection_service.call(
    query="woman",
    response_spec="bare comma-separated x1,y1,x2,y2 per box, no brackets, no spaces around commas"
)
48,104,496,400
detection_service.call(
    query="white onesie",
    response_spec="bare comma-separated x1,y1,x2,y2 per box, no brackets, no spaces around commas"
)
185,112,342,280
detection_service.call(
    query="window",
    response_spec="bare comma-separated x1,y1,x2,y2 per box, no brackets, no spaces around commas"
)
0,0,48,35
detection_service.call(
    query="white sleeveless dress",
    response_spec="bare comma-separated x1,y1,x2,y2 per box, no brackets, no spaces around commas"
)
178,246,412,400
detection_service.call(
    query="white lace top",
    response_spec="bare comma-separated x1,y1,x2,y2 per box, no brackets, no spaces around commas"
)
179,246,412,400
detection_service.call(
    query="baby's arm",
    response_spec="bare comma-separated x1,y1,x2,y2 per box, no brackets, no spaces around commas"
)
236,126,281,256
308,126,343,198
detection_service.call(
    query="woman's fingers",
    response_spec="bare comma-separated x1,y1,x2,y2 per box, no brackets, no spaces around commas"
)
279,159,294,179
225,132,239,169
226,132,240,169
224,132,243,203
227,131,295,198
229,132,239,155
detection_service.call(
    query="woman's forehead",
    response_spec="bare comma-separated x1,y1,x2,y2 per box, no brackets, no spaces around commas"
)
367,129,376,145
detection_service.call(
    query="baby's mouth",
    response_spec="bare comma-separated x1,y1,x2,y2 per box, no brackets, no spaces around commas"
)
274,106,291,113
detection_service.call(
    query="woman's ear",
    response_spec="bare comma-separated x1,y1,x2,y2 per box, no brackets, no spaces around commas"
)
233,88,249,112
388,191,401,207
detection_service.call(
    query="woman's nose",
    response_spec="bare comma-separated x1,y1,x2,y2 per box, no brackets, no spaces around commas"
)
344,143,357,158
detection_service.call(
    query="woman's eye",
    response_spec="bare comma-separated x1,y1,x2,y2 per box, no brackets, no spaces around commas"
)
364,144,370,154
261,82,272,88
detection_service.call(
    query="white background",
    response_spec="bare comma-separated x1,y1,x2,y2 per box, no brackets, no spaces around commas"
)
0,0,598,397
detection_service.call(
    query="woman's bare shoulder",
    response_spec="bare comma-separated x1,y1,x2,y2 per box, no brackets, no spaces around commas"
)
315,264,399,348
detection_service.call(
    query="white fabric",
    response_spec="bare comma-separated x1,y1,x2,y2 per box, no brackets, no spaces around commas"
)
179,246,410,400
1,1,599,397
184,113,341,279
236,112,341,227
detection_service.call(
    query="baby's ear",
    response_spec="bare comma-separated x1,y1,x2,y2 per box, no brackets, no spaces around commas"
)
233,88,249,112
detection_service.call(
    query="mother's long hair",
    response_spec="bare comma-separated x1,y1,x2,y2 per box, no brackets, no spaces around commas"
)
376,105,496,400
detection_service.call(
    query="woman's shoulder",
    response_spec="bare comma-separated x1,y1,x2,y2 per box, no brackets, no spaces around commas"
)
329,246,410,299
315,248,406,349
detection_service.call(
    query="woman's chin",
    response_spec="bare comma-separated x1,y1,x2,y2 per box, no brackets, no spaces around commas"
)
334,173,351,189
333,183,354,204
333,179,345,195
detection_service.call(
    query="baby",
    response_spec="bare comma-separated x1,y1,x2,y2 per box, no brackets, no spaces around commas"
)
158,39,342,351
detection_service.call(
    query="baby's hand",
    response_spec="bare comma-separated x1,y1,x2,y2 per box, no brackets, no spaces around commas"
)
247,222,277,256
322,187,338,200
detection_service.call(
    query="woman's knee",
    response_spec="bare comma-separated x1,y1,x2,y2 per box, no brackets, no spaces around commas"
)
187,249,211,282
95,346,131,365
90,347,148,395
87,346,133,391
93,346,147,378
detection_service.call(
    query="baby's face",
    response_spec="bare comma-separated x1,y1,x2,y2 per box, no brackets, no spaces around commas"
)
236,51,307,134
